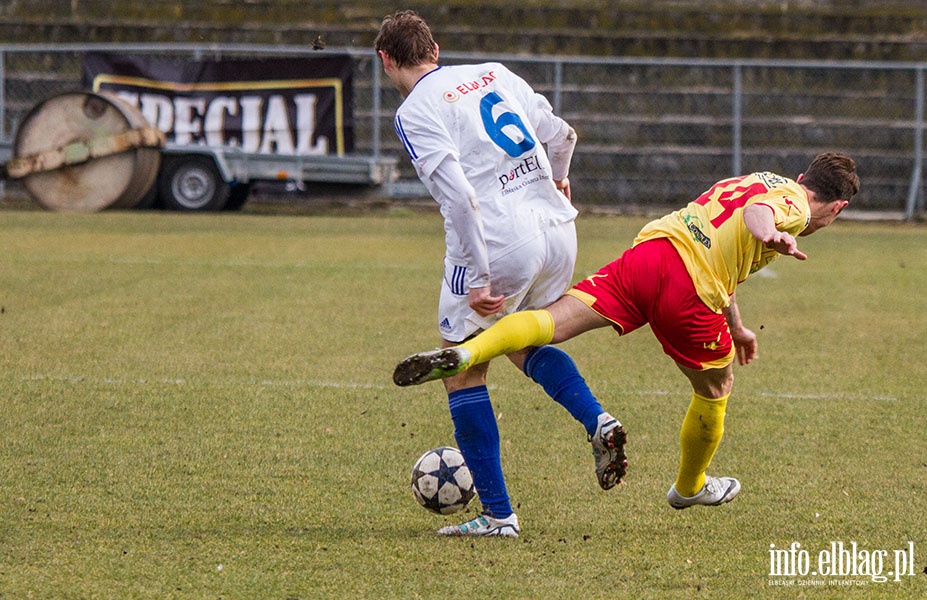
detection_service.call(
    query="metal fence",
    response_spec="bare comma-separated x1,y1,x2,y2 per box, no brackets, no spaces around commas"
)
2,43,924,217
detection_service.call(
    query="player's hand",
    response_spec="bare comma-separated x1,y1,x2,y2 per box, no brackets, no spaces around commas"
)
554,178,571,201
731,326,758,366
763,231,807,260
469,286,505,317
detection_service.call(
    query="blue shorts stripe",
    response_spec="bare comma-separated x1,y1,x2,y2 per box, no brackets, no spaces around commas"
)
446,264,467,296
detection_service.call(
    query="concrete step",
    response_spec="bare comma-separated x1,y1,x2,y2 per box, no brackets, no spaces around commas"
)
8,1,927,41
572,114,918,150
573,144,912,209
4,0,927,60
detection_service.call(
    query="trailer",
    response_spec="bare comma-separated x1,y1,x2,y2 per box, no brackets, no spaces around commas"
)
154,143,399,211
1,91,400,212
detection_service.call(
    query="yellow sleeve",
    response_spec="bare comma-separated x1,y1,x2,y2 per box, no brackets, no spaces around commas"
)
633,172,810,312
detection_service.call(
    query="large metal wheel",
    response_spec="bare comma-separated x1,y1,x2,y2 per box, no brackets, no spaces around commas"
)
12,91,161,212
158,155,230,212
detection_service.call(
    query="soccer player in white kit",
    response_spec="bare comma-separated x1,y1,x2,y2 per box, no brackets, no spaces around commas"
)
376,10,626,537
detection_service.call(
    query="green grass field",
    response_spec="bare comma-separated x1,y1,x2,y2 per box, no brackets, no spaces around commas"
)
1,208,926,598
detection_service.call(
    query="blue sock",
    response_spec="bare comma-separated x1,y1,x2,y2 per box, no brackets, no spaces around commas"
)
524,346,603,437
448,386,512,519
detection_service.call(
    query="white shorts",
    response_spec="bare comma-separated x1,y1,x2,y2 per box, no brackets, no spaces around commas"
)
437,220,578,343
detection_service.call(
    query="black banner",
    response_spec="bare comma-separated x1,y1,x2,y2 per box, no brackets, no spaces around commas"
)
82,53,354,155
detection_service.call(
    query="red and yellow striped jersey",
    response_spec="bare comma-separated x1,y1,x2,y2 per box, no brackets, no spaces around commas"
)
634,172,811,312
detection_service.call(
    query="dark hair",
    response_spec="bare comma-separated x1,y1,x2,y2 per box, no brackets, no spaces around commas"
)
374,10,437,68
801,152,860,203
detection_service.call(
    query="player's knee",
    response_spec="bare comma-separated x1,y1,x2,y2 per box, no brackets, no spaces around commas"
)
443,362,489,393
701,375,733,399
686,366,733,399
717,370,734,396
505,347,534,372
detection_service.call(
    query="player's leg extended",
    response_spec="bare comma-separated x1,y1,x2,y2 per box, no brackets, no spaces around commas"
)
461,309,555,364
393,310,555,386
394,294,611,387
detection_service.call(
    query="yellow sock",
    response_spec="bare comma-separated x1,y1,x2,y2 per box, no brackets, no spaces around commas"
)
459,310,555,366
674,391,729,497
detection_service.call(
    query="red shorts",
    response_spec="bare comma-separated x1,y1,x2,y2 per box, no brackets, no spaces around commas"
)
568,238,734,370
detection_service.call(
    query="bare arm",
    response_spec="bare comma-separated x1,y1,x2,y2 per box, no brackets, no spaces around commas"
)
743,203,807,260
723,292,758,365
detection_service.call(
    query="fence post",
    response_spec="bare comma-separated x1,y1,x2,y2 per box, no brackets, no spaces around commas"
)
732,62,743,176
1,49,5,199
905,66,924,219
372,55,381,159
552,59,563,115
0,49,5,143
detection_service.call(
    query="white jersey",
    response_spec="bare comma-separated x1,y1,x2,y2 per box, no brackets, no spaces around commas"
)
393,62,578,291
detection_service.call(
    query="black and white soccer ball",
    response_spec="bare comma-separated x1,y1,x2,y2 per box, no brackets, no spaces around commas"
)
410,446,475,515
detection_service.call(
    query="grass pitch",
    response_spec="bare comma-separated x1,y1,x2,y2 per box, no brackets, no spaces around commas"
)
1,208,926,598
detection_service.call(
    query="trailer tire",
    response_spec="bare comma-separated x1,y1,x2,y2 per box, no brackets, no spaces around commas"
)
159,155,229,211
223,181,252,211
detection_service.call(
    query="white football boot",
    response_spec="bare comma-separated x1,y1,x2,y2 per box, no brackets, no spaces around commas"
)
667,476,741,509
437,513,520,538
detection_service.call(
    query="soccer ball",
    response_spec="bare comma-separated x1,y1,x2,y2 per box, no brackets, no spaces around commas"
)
410,446,475,515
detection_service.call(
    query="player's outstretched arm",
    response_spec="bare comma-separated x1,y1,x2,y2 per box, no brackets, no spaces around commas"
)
743,204,807,260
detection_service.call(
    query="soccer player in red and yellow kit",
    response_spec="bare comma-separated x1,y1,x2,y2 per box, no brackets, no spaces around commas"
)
394,152,859,511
